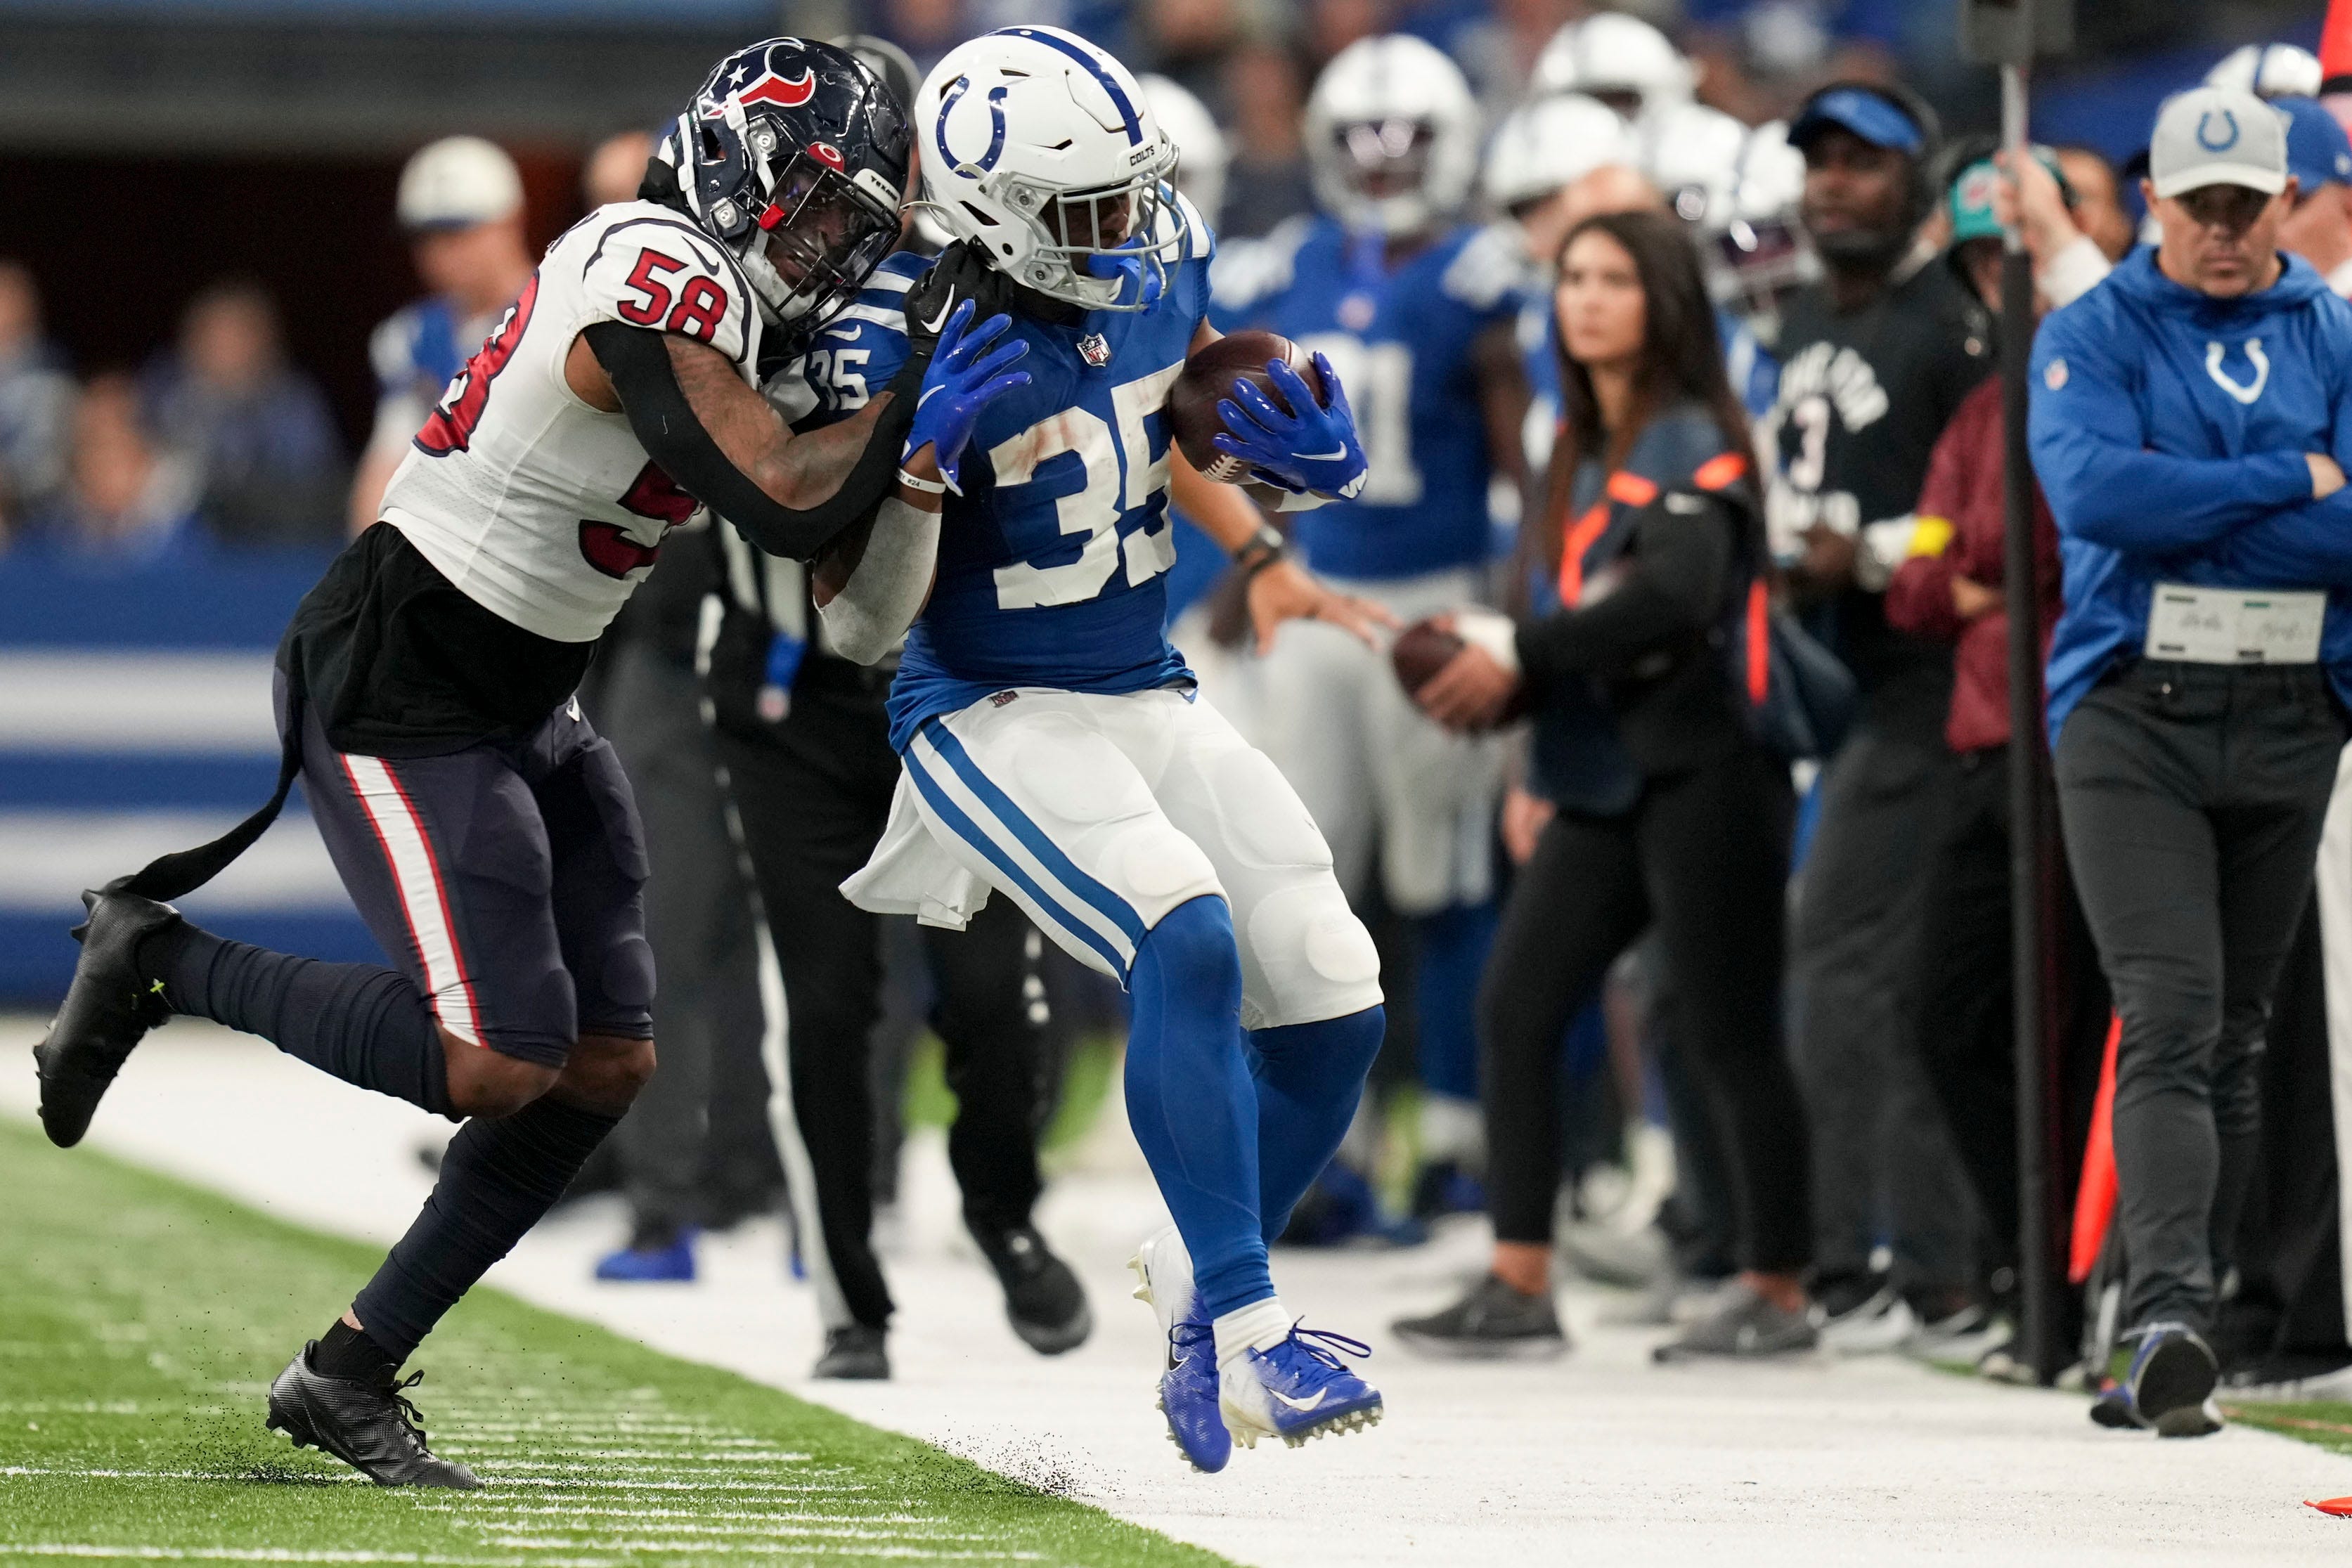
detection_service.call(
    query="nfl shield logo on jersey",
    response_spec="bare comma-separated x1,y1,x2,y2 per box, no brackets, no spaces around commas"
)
1079,332,1111,368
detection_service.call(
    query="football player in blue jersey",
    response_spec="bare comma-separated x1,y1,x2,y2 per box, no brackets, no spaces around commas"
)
788,25,1397,1470
347,137,536,535
1210,35,1533,1225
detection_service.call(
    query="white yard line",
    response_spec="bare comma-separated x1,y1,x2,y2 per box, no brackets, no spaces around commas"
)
6,1020,2352,1567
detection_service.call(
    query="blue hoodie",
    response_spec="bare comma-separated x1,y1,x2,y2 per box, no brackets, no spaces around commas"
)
2029,248,2352,745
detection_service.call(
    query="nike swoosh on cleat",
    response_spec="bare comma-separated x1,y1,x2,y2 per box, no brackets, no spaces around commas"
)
1269,1388,1328,1412
1292,447,1348,462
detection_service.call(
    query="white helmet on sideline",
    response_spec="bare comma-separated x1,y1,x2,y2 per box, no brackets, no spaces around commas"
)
1305,34,1481,238
1637,100,1750,226
1532,13,1695,124
1482,91,1634,213
1700,118,1815,330
2205,41,2324,100
1139,74,1230,228
913,25,1184,312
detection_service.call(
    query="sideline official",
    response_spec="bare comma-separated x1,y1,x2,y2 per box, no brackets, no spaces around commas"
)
2031,86,2352,1437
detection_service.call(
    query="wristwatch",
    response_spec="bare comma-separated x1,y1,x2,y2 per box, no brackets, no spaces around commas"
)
1231,522,1287,581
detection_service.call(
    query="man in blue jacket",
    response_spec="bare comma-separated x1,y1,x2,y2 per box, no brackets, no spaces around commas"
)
2031,84,2352,1437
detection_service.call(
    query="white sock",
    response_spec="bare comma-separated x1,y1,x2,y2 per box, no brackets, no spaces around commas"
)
1213,1296,1293,1373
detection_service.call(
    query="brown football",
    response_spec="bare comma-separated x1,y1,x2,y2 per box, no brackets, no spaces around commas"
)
1169,330,1325,486
1390,616,1531,728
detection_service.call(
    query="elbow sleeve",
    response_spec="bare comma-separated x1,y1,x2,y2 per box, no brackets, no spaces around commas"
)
585,320,918,562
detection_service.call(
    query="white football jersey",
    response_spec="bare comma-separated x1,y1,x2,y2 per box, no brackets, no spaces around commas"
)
380,200,764,643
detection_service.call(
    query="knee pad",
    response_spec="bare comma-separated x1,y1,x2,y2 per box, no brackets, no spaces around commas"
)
1136,895,1243,1000
1241,874,1383,1029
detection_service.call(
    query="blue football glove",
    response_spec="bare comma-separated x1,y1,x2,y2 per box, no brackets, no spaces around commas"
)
1211,352,1368,500
905,299,1030,487
1083,234,1166,311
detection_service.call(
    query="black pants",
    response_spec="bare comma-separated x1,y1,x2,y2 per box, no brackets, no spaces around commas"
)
1480,743,1810,1272
2056,661,2346,1333
1790,716,1979,1297
718,668,1049,1334
595,641,766,1237
1913,747,2107,1295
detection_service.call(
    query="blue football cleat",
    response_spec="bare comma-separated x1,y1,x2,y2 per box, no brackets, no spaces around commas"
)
1220,1323,1384,1450
2092,1322,2222,1437
1130,1226,1229,1474
594,1229,697,1283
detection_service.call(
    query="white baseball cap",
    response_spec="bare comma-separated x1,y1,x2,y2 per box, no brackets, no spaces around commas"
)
2148,85,2287,200
397,136,524,232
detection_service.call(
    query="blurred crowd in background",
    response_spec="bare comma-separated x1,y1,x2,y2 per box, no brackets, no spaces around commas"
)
0,0,2325,566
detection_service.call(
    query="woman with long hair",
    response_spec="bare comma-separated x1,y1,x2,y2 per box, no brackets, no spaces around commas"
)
1390,209,1814,1360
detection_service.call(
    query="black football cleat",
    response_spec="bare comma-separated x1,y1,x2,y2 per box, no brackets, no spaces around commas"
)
813,1324,891,1380
33,881,180,1148
266,1344,479,1489
971,1222,1092,1355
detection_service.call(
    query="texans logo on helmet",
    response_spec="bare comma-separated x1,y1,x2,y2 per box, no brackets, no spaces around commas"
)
579,520,664,579
704,62,816,118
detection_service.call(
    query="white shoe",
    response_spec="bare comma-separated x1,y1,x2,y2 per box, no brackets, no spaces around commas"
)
1128,1227,1229,1474
1816,1284,1918,1356
1130,1225,1196,1347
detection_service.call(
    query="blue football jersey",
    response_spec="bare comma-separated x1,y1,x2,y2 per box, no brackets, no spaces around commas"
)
1210,215,1525,581
783,199,1213,752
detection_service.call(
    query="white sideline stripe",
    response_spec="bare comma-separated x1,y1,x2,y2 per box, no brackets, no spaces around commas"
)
0,813,348,913
472,1477,855,1493
905,730,1135,968
0,652,280,753
337,756,481,1042
417,1508,933,1526
11,1553,541,1566
484,1546,1035,1562
471,1523,986,1542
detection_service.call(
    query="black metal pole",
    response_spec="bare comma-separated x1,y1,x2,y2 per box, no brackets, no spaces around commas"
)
1997,59,2060,1386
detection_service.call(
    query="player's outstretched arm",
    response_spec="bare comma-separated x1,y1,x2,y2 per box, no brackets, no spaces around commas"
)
568,324,916,563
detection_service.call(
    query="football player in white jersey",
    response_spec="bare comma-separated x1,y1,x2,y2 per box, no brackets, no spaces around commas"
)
32,38,1028,1489
800,26,1395,1470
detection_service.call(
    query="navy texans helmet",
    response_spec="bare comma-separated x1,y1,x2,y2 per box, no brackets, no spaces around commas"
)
650,37,911,337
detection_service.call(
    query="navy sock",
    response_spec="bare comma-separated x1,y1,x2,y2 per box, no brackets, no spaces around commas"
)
1123,895,1271,1320
354,1095,621,1362
1412,902,1494,1101
1249,1006,1385,1241
143,922,450,1116
309,1318,396,1382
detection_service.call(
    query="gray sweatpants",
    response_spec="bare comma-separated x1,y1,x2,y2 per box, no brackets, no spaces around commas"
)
2056,661,2345,1333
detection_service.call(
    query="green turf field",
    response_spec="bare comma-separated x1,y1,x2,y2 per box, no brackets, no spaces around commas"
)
0,1115,1229,1567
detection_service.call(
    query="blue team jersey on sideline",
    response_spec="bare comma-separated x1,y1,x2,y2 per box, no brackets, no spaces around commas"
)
786,202,1211,753
370,297,469,409
1212,216,1525,581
